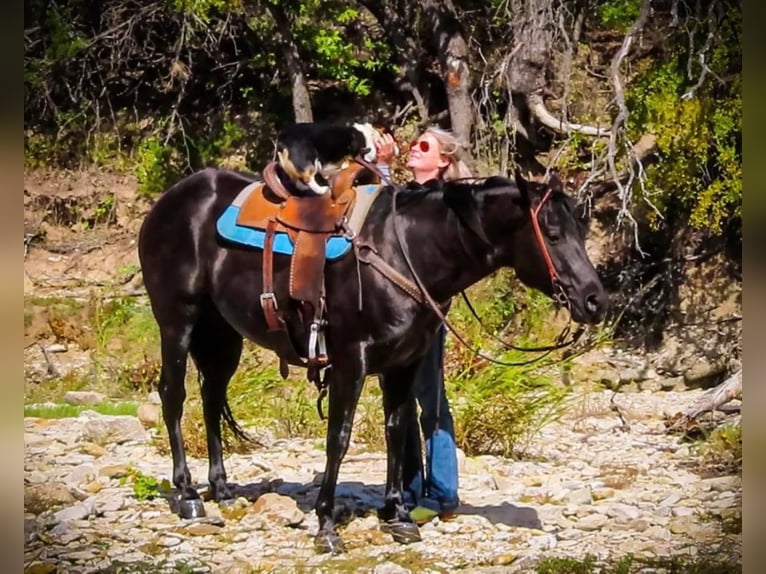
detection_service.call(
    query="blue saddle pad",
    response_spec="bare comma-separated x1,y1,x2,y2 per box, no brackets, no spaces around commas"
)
216,183,380,261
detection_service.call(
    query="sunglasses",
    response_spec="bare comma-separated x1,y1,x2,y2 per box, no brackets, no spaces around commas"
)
409,139,431,153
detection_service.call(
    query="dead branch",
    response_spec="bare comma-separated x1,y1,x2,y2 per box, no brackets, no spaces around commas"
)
682,368,742,421
521,1,609,139
556,4,574,128
666,368,742,436
37,343,61,378
528,93,611,137
610,391,630,432
606,0,652,251
681,0,719,100
580,133,658,199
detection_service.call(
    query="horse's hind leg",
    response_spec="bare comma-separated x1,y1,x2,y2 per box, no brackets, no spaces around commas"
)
189,297,243,503
377,364,422,543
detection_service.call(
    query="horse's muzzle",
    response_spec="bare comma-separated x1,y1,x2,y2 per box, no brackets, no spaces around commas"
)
570,285,608,324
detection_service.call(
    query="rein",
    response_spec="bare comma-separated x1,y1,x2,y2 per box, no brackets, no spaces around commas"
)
459,291,584,353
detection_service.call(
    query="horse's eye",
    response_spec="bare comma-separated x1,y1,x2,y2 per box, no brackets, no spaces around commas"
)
547,228,561,244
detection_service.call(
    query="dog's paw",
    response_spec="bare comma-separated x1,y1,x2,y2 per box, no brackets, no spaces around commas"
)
308,178,330,195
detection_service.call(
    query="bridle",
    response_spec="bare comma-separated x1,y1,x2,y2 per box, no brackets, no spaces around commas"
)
528,187,570,308
457,186,582,358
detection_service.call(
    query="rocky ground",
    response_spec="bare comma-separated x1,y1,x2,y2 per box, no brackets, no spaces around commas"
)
23,169,742,572
24,388,742,573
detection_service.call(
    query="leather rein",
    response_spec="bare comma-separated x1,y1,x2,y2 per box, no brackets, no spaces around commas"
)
352,158,583,368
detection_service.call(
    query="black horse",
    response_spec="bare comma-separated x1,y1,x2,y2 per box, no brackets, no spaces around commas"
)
138,167,607,553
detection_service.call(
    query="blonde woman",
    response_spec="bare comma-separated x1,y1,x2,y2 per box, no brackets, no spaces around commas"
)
374,127,472,522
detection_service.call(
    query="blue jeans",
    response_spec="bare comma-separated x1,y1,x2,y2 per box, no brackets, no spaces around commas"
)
403,326,459,512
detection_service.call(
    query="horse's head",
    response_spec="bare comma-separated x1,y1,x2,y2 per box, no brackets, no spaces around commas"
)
508,170,608,324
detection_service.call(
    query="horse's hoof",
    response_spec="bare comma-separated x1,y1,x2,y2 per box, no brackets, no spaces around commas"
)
178,498,206,519
380,520,422,544
314,531,346,555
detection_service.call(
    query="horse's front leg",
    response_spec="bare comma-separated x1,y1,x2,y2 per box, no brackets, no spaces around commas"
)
157,319,204,519
377,363,422,544
314,361,365,554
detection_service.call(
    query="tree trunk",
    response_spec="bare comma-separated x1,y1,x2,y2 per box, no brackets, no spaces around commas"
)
265,4,313,123
508,0,552,96
422,0,473,149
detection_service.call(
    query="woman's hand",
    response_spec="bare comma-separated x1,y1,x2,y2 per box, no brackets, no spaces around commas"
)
374,132,397,164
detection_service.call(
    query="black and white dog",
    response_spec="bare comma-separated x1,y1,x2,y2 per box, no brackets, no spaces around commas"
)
275,122,394,195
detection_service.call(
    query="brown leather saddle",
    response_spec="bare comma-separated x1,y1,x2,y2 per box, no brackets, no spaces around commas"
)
235,161,380,388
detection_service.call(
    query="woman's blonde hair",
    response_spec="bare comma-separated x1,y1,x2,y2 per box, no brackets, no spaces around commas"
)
424,127,474,181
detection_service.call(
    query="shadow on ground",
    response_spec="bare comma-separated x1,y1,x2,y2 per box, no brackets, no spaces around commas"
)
165,477,542,529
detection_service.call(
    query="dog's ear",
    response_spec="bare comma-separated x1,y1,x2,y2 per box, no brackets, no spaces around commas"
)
277,148,301,182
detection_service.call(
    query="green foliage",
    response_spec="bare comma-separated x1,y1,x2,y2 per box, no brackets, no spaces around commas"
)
85,194,116,229
226,348,325,440
167,0,241,21
292,1,392,96
104,559,200,574
24,293,162,403
24,132,56,170
190,113,246,167
536,555,598,574
119,468,161,501
90,296,161,397
24,402,139,418
694,422,742,476
595,0,642,30
43,4,88,62
93,297,152,352
451,359,569,458
626,10,741,235
135,136,177,198
352,383,385,451
535,553,739,574
445,272,573,457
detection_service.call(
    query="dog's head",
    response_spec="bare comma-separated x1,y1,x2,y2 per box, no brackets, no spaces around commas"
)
352,122,400,163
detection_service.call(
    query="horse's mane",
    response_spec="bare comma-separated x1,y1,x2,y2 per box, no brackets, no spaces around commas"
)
386,176,514,211
375,174,589,239
384,179,442,211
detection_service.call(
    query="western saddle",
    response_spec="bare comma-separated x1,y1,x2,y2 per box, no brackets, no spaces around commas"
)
234,160,380,401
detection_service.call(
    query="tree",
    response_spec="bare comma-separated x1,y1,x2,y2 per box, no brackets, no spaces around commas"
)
264,2,313,122
423,0,473,150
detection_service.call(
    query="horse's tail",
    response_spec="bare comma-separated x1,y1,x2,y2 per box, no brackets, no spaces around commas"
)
221,398,253,443
195,370,254,444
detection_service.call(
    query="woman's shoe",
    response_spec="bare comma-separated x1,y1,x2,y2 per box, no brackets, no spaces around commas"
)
438,510,458,522
409,505,439,525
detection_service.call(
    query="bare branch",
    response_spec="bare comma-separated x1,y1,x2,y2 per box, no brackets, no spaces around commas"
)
528,93,612,137
682,0,719,100
606,0,652,248
580,133,658,198
556,4,574,127
668,368,742,431
37,343,61,378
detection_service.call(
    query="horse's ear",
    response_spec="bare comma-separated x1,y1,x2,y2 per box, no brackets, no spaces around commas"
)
547,171,565,194
513,168,530,201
